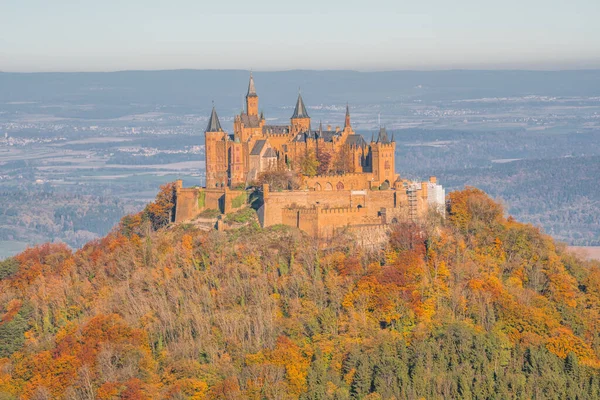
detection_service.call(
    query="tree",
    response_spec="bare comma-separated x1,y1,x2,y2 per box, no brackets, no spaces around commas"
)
316,150,332,176
299,150,320,177
144,182,176,230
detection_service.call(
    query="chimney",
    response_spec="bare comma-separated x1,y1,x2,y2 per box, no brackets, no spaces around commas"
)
335,126,340,132
429,176,437,184
327,125,332,131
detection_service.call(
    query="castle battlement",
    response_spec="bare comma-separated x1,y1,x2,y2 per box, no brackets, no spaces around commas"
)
319,206,365,214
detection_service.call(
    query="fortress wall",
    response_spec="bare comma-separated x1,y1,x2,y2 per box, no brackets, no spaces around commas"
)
305,172,374,191
280,206,372,238
365,190,397,214
347,224,391,249
262,189,353,226
203,189,225,212
262,186,413,228
174,187,200,223
175,187,248,223
282,208,319,236
317,206,371,238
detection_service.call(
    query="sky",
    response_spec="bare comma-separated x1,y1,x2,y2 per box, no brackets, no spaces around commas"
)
1,0,599,72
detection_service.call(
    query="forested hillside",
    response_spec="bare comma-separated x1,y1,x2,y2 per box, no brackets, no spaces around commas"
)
1,186,600,399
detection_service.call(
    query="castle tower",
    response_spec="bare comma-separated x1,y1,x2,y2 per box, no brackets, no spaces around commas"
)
205,107,228,188
246,73,258,117
291,93,311,134
370,127,396,186
228,138,245,187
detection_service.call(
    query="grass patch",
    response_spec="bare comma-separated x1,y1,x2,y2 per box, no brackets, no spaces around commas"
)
197,190,206,208
225,208,256,224
198,208,221,219
231,192,247,209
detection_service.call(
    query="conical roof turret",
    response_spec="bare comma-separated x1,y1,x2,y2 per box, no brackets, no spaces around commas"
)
247,72,257,97
205,106,223,132
292,93,309,119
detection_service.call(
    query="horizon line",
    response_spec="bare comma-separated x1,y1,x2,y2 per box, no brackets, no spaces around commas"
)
3,67,600,75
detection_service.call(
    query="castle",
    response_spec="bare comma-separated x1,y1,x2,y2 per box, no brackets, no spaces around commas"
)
174,74,445,238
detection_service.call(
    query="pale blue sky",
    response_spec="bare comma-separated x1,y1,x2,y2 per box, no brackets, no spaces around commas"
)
1,0,599,72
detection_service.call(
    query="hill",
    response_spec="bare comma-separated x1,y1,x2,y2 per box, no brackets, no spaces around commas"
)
1,186,600,399
2,69,600,117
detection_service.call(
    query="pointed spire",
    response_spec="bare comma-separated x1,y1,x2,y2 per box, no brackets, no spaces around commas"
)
371,133,375,143
377,127,390,144
292,92,309,119
391,133,395,142
247,72,257,97
260,110,264,120
319,120,323,135
205,106,223,132
344,103,351,129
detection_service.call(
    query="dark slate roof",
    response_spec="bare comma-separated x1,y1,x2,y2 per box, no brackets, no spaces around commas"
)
240,114,260,128
292,132,310,142
205,107,223,132
263,148,276,158
346,134,367,147
250,140,267,155
293,130,339,143
291,94,309,119
247,73,257,97
263,125,289,134
320,131,339,142
377,127,390,144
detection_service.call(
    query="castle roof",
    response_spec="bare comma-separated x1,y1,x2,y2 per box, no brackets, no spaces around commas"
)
262,148,277,158
206,107,223,132
346,134,367,147
250,140,267,155
376,127,390,144
291,93,309,119
263,125,289,135
240,114,260,128
293,129,339,143
247,73,257,97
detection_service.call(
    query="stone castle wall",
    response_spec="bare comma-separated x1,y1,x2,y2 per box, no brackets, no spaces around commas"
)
174,180,248,223
259,182,430,238
304,172,375,191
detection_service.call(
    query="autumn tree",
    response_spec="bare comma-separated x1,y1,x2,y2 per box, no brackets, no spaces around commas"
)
298,149,319,177
316,150,332,176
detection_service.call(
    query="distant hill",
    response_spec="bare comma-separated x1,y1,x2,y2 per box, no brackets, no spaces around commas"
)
2,69,600,117
1,186,600,398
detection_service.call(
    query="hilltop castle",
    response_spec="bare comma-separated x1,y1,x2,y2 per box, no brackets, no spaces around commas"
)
174,74,444,239
204,73,397,189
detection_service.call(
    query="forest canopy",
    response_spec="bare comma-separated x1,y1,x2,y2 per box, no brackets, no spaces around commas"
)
1,186,599,399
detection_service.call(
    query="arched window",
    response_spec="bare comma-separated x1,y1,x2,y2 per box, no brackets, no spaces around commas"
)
325,182,333,191
314,182,322,191
336,181,344,190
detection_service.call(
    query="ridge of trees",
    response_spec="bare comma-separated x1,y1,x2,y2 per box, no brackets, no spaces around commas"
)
1,185,599,399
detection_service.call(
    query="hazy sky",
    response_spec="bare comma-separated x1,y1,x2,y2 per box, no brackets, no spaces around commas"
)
1,0,599,72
